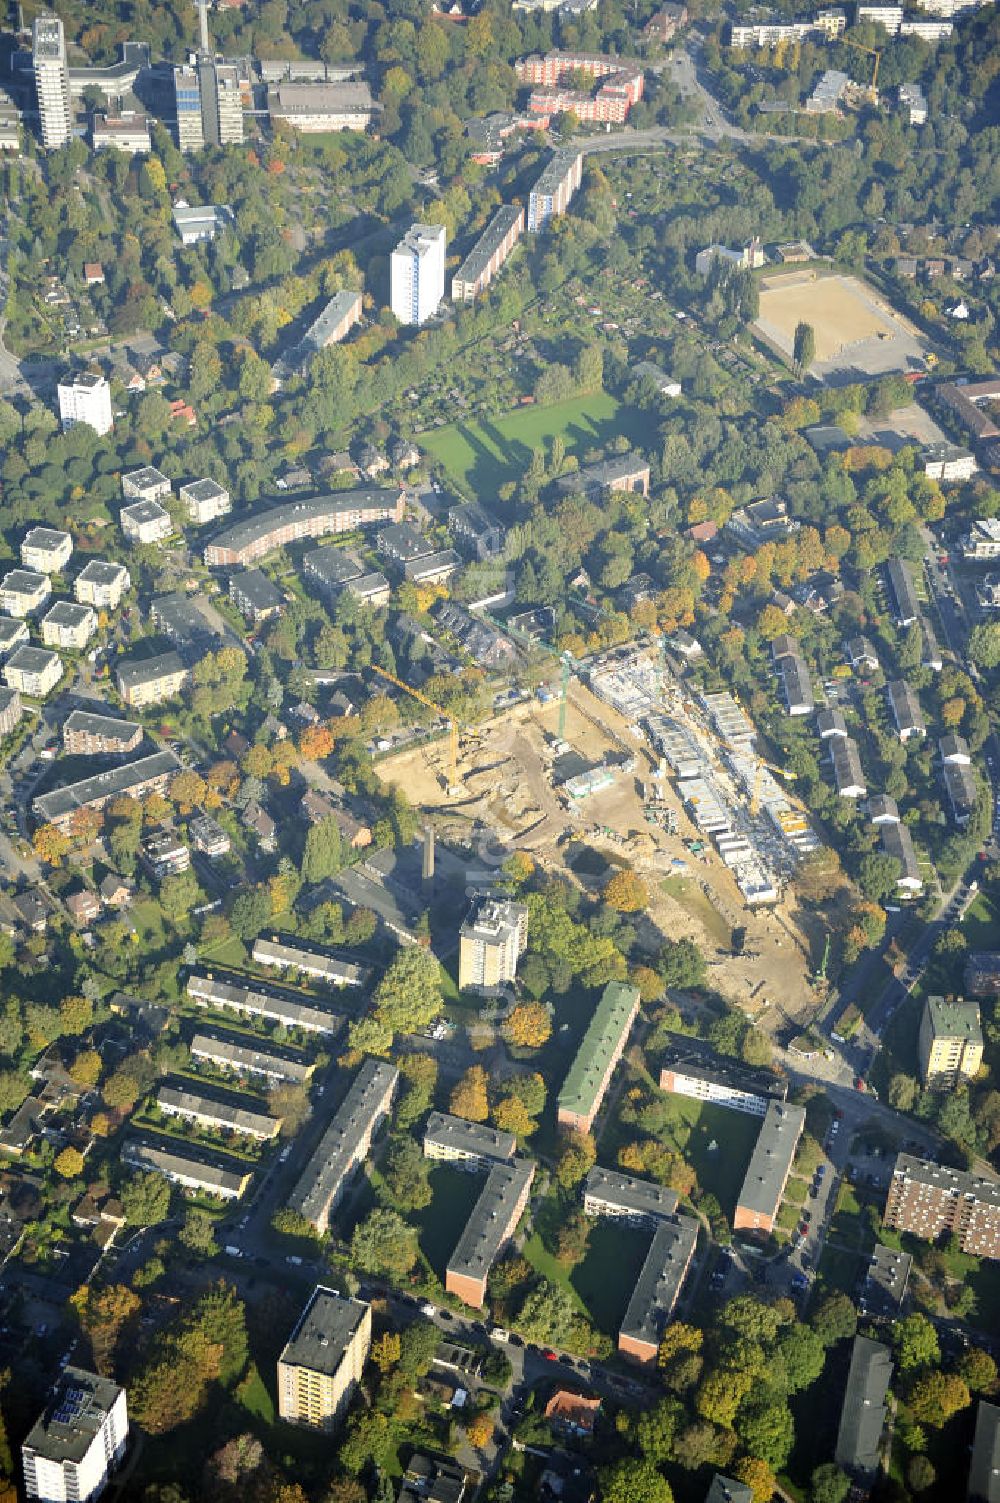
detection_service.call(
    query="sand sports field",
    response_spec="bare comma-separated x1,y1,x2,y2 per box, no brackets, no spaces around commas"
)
755,269,930,382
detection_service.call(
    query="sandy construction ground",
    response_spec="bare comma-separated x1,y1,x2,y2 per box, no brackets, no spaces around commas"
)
755,270,930,383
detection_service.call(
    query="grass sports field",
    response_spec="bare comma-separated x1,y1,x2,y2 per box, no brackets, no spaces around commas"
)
422,392,646,495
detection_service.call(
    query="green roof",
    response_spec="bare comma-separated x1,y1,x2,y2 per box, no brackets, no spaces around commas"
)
558,981,639,1120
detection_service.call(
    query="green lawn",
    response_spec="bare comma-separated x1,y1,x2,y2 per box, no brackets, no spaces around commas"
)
570,1218,653,1338
422,392,644,495
645,1094,760,1219
413,1163,490,1282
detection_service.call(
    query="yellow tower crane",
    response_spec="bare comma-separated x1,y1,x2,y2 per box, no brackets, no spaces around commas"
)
371,665,460,791
843,37,881,102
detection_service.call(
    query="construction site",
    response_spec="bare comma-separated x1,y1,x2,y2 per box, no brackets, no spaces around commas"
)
374,645,831,1028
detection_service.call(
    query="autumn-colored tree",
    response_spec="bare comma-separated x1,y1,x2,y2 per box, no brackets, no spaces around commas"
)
630,965,663,1003
143,792,171,824
71,1283,141,1374
68,1050,102,1089
68,806,102,844
206,760,239,796
504,851,535,887
53,1146,85,1178
907,1371,970,1427
732,1456,778,1503
298,724,334,761
33,823,69,865
502,1002,552,1050
658,1323,703,1369
466,1412,494,1449
170,770,207,813
492,1095,535,1139
450,1065,489,1122
371,1332,401,1373
554,1130,596,1189
603,869,649,913
59,993,94,1035
244,744,274,779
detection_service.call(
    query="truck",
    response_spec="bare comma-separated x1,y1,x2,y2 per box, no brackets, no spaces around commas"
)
224,1245,242,1258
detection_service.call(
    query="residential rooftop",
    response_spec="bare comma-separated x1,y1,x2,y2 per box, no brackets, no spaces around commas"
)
834,1335,893,1483
23,1368,123,1466
424,1111,517,1163
557,981,639,1121
583,1164,679,1221
32,749,179,824
619,1213,698,1351
279,1285,370,1375
287,1059,398,1226
447,1158,535,1284
736,1100,805,1217
924,994,982,1044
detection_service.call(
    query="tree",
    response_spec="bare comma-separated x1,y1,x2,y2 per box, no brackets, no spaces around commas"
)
396,1052,438,1129
907,1370,970,1426
228,888,272,941
492,1095,535,1139
810,1291,857,1346
857,852,902,903
794,321,816,371
371,1332,401,1373
268,1084,311,1136
968,622,1000,669
635,1397,684,1463
372,946,443,1037
450,1066,489,1122
350,1209,419,1280
382,1137,432,1211
179,1209,217,1256
907,1455,936,1493
502,1002,552,1050
957,1346,997,1395
466,1412,494,1449
658,937,706,989
888,1073,919,1111
810,1463,850,1503
775,1325,826,1392
555,1131,596,1189
736,1397,794,1469
121,1172,171,1226
721,1295,790,1345
59,993,94,1035
301,817,345,884
895,1313,940,1372
53,1146,85,1178
33,823,69,864
69,1050,102,1089
597,1458,673,1503
603,869,649,913
733,1457,778,1503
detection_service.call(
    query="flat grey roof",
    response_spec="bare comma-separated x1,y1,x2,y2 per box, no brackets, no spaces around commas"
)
969,1400,1000,1503
231,569,284,611
453,203,524,287
157,1083,275,1136
123,1135,250,1193
659,1033,786,1102
187,970,344,1035
584,1164,679,1220
288,1059,398,1224
861,1243,912,1318
24,1368,123,1465
532,148,581,195
190,1030,312,1083
303,544,362,586
424,1111,516,1163
121,497,170,525
447,1158,534,1283
123,465,169,490
180,477,228,501
619,1213,698,1350
116,650,186,690
77,560,128,585
208,489,398,557
43,601,92,628
834,1335,893,1483
268,81,373,114
23,526,70,550
7,646,59,675
2,569,48,593
280,1285,369,1375
736,1100,805,1217
63,709,140,742
33,750,178,823
891,1151,1000,1209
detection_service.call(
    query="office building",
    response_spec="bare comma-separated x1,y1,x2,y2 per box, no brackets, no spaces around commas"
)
969,1401,1000,1503
32,750,178,830
92,113,151,153
157,1084,280,1141
62,709,142,757
527,149,583,232
557,981,641,1133
121,498,172,545
883,1153,1000,1258
179,477,231,525
22,527,72,574
287,1060,398,1232
252,934,370,989
190,1031,314,1086
174,64,204,150
0,569,51,617
658,1035,786,1117
22,1368,127,1503
458,897,528,994
57,373,113,436
266,81,375,133
834,1336,893,1487
41,602,97,651
33,14,72,150
5,646,62,699
390,223,447,326
186,970,344,1036
445,1158,535,1307
75,560,130,610
205,490,404,566
451,204,524,303
277,1287,371,1431
122,1138,252,1199
734,1101,805,1236
423,1111,516,1168
918,995,983,1087
173,202,233,245
116,650,189,708
174,60,244,151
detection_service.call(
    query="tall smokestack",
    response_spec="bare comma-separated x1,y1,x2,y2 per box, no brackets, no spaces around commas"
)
422,826,435,890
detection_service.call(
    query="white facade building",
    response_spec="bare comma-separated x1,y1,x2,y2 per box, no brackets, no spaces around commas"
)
57,373,113,436
390,223,446,326
33,14,71,150
23,1368,128,1503
75,560,130,610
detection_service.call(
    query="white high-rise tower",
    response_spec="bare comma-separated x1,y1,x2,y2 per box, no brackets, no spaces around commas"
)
32,14,71,150
390,223,446,327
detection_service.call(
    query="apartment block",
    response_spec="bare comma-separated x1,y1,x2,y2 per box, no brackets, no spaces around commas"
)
122,1138,252,1200
619,1213,698,1363
0,687,23,739
516,51,645,125
75,560,130,610
186,970,344,1036
888,678,926,741
834,1336,893,1487
179,477,231,525
116,650,189,708
62,709,142,757
230,568,284,623
557,981,640,1132
0,618,29,659
121,498,172,545
122,466,172,503
5,646,62,699
205,490,405,567
273,289,364,380
527,149,583,232
190,1031,315,1087
966,952,1000,998
445,1158,535,1307
22,1368,127,1503
57,372,113,436
452,203,525,302
423,1111,516,1168
883,1153,1000,1259
859,1243,912,1319
252,934,371,989
658,1034,786,1117
287,1060,398,1232
22,526,72,574
390,223,446,326
969,1401,1000,1503
32,750,178,830
733,1101,805,1236
881,820,923,895
583,1165,679,1222
277,1287,372,1431
157,1083,280,1141
0,569,51,617
41,601,97,651
458,897,528,994
919,995,983,1087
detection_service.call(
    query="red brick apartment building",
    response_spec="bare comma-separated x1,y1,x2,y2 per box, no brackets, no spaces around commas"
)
204,490,405,567
883,1153,1000,1258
